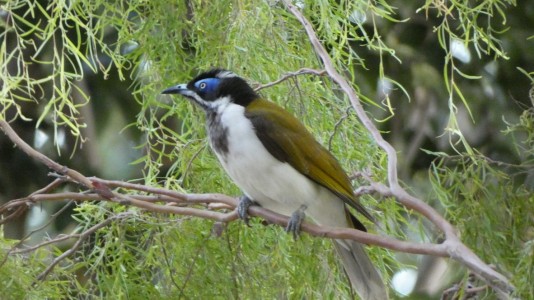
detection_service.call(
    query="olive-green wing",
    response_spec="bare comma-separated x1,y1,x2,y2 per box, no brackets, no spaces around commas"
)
245,99,373,227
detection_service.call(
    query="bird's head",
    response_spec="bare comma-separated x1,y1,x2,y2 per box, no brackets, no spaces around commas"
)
162,69,258,111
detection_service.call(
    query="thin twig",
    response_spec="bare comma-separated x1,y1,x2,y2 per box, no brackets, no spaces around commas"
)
89,177,237,207
254,68,326,91
157,227,182,292
442,284,489,299
30,178,67,196
0,181,72,267
12,233,78,254
10,191,238,223
328,105,352,151
0,178,66,225
35,211,133,282
0,205,27,225
9,201,74,255
353,186,376,197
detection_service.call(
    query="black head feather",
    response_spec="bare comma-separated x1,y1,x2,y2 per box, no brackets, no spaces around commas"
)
187,69,258,106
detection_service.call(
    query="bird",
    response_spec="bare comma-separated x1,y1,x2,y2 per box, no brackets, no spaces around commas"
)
162,69,387,300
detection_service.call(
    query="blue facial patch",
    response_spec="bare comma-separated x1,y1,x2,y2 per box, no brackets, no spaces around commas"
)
194,78,221,95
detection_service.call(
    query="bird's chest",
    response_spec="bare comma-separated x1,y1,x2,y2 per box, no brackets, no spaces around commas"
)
206,105,316,214
207,105,274,177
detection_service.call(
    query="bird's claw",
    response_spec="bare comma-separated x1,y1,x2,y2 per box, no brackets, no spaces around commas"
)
286,205,307,240
237,195,255,226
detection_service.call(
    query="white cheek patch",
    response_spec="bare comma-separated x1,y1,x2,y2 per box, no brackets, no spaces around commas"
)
189,94,210,109
200,95,231,111
215,97,231,111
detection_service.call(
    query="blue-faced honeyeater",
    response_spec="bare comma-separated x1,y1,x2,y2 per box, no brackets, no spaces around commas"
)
162,69,387,300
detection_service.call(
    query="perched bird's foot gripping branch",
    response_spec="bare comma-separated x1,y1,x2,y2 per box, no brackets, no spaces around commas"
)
237,195,255,226
285,204,307,240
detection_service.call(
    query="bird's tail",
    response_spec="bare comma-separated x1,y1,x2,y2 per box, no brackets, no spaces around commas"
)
334,239,388,300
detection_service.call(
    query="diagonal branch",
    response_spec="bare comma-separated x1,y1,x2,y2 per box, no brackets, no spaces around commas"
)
280,0,453,238
0,121,94,189
280,0,513,297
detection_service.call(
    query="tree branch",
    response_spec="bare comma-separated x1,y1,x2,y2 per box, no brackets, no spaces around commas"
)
280,0,513,297
0,120,464,259
0,120,94,189
4,191,448,257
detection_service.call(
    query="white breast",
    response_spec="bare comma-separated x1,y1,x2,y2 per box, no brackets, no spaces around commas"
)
209,102,348,228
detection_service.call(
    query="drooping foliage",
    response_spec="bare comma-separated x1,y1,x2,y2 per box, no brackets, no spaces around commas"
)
1,0,532,298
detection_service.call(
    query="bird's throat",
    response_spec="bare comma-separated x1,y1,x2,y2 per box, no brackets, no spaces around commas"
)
207,111,229,157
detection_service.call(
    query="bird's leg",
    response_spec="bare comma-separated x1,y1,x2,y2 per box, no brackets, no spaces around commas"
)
286,205,307,240
237,195,256,226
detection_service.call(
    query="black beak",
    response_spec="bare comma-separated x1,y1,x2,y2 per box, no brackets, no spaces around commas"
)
161,83,188,95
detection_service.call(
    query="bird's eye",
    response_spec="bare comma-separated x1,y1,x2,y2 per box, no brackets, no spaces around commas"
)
194,78,219,93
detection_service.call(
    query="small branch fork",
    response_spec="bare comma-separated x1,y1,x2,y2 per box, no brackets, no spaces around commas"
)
281,0,513,298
